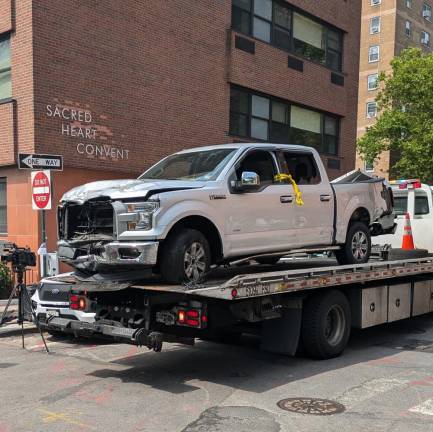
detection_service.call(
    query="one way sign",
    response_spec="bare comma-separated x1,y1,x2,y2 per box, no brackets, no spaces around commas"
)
19,153,63,171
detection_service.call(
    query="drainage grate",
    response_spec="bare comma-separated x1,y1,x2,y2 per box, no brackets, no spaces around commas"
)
277,398,345,416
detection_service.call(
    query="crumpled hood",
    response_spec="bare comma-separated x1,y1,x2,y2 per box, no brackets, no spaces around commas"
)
61,179,206,203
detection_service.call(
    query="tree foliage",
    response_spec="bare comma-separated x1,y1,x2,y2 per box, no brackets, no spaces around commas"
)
357,48,433,182
0,262,11,299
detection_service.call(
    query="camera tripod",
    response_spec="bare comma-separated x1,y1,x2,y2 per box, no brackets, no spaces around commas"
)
0,265,49,353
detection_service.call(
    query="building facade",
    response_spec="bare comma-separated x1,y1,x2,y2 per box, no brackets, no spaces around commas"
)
356,0,433,178
0,0,361,279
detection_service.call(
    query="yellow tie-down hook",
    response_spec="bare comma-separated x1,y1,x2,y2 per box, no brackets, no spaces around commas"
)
274,173,304,206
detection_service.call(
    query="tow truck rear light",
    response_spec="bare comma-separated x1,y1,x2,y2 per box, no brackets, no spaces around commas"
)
176,308,205,328
69,294,87,311
178,310,186,324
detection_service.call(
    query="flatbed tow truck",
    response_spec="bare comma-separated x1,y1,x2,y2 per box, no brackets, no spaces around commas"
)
42,253,433,359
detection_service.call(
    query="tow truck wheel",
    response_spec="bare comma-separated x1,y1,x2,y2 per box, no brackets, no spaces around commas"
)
335,222,371,265
301,290,351,359
160,228,211,284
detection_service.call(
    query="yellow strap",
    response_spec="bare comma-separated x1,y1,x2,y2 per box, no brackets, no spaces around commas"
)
274,173,304,206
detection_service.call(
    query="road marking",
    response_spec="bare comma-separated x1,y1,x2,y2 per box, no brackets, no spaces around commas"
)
338,377,409,408
38,409,95,429
409,399,433,416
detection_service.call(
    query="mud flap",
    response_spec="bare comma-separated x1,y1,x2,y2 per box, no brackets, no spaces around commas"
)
260,300,302,355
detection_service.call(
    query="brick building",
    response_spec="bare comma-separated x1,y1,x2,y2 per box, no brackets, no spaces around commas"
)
0,0,361,279
356,0,433,178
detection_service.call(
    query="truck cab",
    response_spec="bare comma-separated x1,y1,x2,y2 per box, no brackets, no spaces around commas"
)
376,179,433,252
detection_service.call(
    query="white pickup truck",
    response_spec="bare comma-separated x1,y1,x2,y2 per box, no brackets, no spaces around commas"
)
57,144,395,283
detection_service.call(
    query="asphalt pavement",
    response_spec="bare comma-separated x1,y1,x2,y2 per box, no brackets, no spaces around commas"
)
1,311,433,431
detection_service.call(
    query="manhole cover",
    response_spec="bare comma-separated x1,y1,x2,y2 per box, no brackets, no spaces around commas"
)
277,397,345,416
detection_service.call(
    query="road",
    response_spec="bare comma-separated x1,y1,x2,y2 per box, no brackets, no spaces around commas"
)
1,315,433,432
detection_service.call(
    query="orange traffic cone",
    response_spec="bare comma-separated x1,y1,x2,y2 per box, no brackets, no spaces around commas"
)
402,212,415,250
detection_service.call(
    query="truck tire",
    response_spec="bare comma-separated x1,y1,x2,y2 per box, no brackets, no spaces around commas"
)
301,290,351,359
335,222,371,265
160,228,211,284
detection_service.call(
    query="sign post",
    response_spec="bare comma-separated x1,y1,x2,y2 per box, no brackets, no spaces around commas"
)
31,170,52,278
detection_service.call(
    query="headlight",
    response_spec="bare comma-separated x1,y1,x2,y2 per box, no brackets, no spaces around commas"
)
126,201,159,231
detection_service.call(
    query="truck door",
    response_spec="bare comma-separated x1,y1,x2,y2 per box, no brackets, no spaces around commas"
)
225,149,297,256
280,151,334,246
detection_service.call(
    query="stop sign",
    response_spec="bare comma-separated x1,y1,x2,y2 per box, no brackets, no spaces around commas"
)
31,170,52,210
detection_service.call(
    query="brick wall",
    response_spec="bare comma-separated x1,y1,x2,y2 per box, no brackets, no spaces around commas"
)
32,0,233,176
0,0,12,34
0,102,14,165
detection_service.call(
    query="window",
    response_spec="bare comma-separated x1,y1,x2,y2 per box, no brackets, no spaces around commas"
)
394,195,430,216
229,87,340,155
366,101,377,118
405,20,412,38
0,35,11,101
232,0,252,34
369,45,380,62
423,3,432,21
370,17,381,34
0,178,6,234
367,73,379,90
371,0,381,5
365,161,374,171
421,30,431,46
231,0,344,71
235,150,278,186
406,0,412,8
283,152,321,185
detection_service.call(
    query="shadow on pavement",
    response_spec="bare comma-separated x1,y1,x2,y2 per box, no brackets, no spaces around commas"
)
87,313,433,395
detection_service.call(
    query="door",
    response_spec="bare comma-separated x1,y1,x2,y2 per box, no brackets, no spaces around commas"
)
280,151,334,246
225,149,297,256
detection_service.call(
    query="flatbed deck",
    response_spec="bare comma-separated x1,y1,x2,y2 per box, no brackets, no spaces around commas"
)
51,257,433,300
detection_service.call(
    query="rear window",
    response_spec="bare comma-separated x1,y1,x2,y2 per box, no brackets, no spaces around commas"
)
393,195,430,216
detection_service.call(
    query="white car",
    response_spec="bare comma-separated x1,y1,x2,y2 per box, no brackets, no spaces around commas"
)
32,277,95,333
57,144,395,283
376,179,433,253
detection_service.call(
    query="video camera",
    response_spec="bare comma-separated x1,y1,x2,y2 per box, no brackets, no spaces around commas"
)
0,241,36,270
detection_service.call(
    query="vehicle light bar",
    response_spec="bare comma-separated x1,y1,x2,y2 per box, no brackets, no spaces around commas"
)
390,179,422,189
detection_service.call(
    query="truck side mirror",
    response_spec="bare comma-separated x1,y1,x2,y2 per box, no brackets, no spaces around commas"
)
232,171,261,192
241,171,260,187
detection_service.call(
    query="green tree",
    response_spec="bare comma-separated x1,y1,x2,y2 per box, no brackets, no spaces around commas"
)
357,48,433,183
0,262,12,299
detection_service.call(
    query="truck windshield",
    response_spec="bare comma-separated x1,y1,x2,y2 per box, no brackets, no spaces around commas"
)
140,148,237,181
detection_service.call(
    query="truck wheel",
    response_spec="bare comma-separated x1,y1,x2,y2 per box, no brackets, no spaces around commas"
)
160,229,211,284
335,222,371,265
301,290,351,359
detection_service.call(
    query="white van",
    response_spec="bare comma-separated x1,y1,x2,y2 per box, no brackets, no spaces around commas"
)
376,179,433,252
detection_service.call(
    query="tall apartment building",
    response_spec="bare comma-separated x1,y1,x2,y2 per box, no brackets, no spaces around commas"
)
0,0,361,279
356,0,433,178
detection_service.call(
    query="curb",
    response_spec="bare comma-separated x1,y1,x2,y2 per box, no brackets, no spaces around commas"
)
0,299,18,306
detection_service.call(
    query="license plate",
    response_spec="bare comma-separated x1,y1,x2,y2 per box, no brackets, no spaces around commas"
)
46,309,59,318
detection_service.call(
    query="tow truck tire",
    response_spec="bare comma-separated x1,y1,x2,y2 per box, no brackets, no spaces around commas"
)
160,228,211,284
335,222,371,265
301,290,351,359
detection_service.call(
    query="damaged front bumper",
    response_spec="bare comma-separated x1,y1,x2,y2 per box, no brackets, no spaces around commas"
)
58,240,159,270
